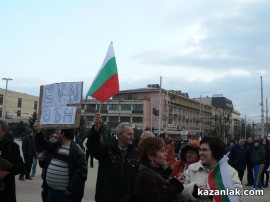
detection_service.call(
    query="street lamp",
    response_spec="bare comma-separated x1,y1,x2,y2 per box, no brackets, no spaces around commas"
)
2,78,13,119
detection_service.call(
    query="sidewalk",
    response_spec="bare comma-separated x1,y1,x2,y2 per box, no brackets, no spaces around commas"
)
16,156,97,202
15,139,270,202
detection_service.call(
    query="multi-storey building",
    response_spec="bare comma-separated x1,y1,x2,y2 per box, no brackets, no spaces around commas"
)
82,85,215,138
0,88,39,123
194,95,240,140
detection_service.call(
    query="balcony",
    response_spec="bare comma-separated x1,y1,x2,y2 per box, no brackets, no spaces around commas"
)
132,110,143,114
84,109,108,114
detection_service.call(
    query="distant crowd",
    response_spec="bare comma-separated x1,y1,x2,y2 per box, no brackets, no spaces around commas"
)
0,116,269,202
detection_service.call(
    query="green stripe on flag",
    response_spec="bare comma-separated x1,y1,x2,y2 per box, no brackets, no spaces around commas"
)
214,163,230,202
87,57,117,96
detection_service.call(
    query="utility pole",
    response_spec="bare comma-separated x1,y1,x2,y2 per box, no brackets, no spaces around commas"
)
166,90,169,128
260,76,264,138
252,122,255,139
199,95,202,132
2,78,13,119
244,114,247,140
150,97,153,132
266,98,269,137
158,76,162,137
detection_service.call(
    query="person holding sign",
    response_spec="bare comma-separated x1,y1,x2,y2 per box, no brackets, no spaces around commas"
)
34,121,87,202
86,113,139,202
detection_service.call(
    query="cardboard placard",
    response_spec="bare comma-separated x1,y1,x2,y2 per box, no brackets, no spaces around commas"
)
38,82,83,129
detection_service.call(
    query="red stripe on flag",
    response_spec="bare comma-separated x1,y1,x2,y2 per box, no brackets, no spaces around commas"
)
208,170,222,202
91,74,119,103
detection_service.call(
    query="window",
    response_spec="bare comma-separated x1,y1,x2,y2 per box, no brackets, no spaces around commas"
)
109,104,118,110
0,94,3,105
18,98,22,108
34,101,38,110
17,110,21,117
120,117,130,122
86,104,96,110
109,116,118,122
101,104,107,110
133,117,143,123
0,108,2,117
121,104,131,110
133,104,143,111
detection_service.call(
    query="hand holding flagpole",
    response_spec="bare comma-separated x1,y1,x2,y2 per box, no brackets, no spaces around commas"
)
94,113,102,132
86,42,119,103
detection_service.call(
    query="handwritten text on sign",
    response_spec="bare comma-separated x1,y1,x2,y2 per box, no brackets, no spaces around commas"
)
40,82,82,124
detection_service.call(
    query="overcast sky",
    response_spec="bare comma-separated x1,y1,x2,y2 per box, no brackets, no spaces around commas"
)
1,0,269,123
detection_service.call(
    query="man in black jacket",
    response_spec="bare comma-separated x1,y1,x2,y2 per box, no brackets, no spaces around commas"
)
87,113,139,202
0,118,24,202
20,128,36,180
229,138,248,183
34,122,87,202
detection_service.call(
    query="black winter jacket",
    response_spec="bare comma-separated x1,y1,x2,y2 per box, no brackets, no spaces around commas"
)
0,136,24,202
229,144,248,170
36,131,87,202
22,135,36,157
250,144,265,165
86,126,139,202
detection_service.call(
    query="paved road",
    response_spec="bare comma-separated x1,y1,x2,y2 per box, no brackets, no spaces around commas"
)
15,139,270,202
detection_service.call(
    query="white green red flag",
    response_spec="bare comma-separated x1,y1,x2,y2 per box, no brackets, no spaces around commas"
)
87,42,119,103
208,156,238,202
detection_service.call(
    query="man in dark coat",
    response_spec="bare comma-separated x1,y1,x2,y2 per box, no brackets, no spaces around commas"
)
229,138,248,183
0,118,24,202
20,128,36,180
87,113,139,202
245,137,254,186
34,122,87,202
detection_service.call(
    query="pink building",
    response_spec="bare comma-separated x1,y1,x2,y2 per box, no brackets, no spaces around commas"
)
82,85,215,138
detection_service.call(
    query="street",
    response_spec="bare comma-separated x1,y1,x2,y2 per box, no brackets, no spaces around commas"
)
15,139,270,202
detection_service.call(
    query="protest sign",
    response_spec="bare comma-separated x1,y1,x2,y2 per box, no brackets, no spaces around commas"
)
38,82,83,128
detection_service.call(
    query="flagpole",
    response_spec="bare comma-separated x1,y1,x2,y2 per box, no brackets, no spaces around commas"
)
158,76,162,137
98,103,101,113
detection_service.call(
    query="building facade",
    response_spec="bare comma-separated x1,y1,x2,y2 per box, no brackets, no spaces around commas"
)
82,85,215,138
194,95,240,141
0,88,39,123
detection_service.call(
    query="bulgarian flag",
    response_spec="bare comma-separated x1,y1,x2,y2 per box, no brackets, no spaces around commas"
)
87,42,119,103
208,156,238,202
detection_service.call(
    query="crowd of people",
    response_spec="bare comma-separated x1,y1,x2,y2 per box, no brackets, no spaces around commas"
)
227,137,270,190
0,115,269,202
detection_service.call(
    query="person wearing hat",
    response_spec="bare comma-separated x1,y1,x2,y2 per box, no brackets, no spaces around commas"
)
171,140,200,202
171,140,200,177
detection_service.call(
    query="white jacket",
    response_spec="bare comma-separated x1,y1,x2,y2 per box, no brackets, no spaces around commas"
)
181,160,243,202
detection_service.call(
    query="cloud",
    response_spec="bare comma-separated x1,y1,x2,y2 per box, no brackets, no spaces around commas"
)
132,0,270,75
